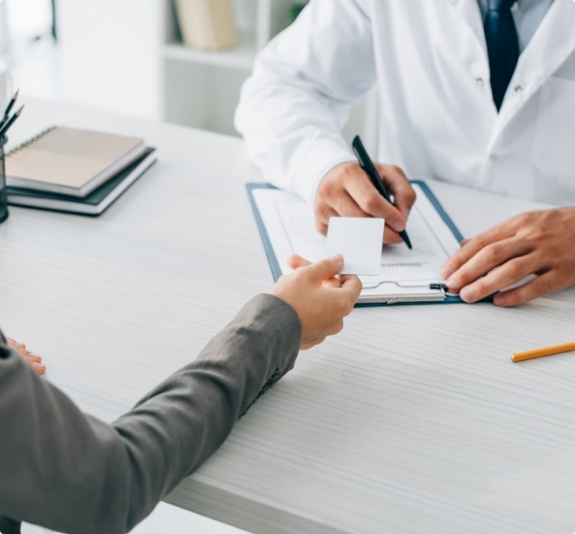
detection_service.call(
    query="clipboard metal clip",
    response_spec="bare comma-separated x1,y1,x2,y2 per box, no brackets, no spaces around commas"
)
359,280,449,305
429,283,448,291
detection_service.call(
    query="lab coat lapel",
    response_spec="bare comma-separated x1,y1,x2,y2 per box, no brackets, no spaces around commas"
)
493,0,575,143
448,0,487,53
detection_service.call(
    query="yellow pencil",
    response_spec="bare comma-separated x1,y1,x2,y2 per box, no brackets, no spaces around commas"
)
511,341,575,363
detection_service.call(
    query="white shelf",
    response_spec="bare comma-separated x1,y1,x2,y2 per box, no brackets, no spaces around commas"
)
159,0,294,135
158,0,379,146
163,31,257,71
158,0,375,147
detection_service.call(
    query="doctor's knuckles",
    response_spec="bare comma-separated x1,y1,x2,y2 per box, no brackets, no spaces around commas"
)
441,207,575,307
314,161,416,244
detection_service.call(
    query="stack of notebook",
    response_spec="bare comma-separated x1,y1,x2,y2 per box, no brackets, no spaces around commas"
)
5,126,157,215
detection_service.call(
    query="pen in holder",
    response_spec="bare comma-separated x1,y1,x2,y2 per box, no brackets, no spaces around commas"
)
0,135,8,223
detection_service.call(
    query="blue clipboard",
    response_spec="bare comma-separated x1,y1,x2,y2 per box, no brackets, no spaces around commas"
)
247,180,464,306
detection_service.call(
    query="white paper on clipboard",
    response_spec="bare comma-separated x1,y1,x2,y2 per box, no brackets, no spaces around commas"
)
247,181,463,305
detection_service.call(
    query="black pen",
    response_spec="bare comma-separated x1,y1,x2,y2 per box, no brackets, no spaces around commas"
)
1,89,19,127
352,134,412,249
0,105,24,139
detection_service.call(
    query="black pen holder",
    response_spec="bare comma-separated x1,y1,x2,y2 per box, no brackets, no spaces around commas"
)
0,135,8,223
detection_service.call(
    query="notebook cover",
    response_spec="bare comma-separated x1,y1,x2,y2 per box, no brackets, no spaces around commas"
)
5,126,146,197
7,148,156,216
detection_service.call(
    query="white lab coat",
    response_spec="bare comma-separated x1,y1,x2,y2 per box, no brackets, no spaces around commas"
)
235,0,575,207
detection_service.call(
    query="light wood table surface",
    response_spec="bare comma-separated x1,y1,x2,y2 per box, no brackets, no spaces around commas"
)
2,98,574,534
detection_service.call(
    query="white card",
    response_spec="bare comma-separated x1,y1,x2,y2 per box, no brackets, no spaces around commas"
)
325,217,384,275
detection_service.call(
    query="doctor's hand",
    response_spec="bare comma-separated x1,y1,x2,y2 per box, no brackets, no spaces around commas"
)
440,208,575,307
269,254,362,350
314,162,416,244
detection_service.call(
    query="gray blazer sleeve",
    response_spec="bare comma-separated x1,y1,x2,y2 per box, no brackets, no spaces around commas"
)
0,293,301,534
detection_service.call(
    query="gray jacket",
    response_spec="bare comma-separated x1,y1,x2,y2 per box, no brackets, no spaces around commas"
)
0,294,300,534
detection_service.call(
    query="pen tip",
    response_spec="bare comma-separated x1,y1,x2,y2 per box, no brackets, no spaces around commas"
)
402,233,412,249
13,89,19,99
15,104,24,115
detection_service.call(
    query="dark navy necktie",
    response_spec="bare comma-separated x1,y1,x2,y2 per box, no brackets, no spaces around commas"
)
484,0,520,111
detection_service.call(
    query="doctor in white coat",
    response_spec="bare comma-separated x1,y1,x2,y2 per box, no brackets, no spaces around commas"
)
235,0,575,307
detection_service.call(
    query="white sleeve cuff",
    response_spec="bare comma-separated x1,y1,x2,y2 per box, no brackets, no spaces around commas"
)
290,138,356,206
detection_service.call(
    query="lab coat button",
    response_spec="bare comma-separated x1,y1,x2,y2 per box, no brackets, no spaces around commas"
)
475,77,484,87
514,85,523,94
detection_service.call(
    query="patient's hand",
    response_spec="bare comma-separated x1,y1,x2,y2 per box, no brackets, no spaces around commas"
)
7,337,46,375
269,254,361,350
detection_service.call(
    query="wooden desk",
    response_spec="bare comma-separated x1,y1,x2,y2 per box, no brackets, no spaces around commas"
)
2,99,574,534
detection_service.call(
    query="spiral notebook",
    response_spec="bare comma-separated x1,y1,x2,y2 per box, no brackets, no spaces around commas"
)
7,147,157,216
5,126,148,197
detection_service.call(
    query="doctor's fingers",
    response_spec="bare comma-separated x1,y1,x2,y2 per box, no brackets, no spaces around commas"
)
315,161,363,220
314,184,384,234
442,208,575,279
493,269,575,307
455,252,540,304
343,177,409,232
440,220,520,279
317,161,406,227
382,226,404,245
315,191,402,244
318,187,367,219
374,163,416,217
443,237,529,295
447,237,575,305
314,202,339,235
